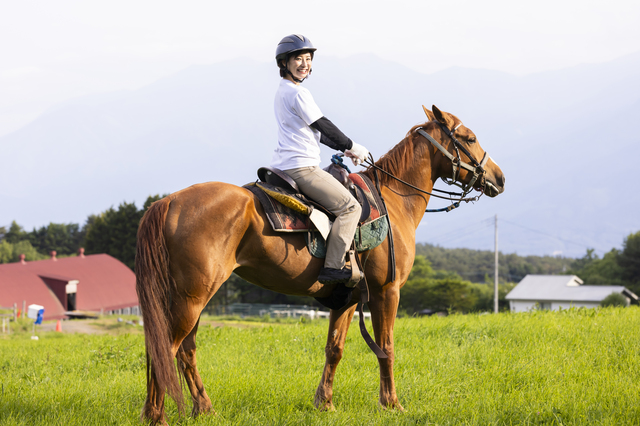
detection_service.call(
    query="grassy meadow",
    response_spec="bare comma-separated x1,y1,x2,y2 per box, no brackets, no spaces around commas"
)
1,307,639,425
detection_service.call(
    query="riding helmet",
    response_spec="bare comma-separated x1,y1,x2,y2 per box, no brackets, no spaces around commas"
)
275,34,316,64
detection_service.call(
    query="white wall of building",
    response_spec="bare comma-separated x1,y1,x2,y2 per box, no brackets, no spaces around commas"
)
551,301,599,310
510,301,535,312
509,300,600,312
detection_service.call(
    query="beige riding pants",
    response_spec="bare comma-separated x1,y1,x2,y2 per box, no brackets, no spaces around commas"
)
284,166,361,269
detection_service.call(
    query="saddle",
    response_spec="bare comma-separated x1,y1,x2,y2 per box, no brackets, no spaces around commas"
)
256,165,372,224
245,162,388,255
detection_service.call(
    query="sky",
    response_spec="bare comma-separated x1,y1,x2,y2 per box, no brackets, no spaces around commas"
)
1,0,639,258
1,0,640,138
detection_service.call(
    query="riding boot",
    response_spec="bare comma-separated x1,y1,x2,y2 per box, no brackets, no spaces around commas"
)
317,266,353,285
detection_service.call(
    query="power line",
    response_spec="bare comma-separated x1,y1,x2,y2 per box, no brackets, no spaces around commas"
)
499,219,596,251
425,216,612,255
427,217,494,245
431,223,494,245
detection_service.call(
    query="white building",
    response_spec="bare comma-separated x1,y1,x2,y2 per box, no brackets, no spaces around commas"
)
506,275,638,312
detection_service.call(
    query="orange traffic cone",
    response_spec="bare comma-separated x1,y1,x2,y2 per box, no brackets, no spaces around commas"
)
55,320,62,332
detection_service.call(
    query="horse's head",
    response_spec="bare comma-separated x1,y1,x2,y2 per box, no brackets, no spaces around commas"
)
422,105,505,198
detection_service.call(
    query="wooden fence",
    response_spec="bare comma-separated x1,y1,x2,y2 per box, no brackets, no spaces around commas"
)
0,304,17,333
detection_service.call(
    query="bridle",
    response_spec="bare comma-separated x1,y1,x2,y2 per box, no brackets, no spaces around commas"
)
417,121,489,198
363,120,489,213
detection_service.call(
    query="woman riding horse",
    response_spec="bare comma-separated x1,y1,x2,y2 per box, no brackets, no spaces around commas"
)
272,34,369,288
135,40,505,423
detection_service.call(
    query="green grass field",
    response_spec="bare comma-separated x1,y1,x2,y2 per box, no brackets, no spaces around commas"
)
1,307,639,425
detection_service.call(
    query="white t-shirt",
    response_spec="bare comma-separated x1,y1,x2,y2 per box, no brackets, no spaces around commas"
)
271,79,324,170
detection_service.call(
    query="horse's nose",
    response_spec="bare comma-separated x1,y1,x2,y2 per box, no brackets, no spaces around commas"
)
497,174,505,189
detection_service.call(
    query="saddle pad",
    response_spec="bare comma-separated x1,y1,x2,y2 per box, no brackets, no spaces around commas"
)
244,182,310,232
305,215,389,258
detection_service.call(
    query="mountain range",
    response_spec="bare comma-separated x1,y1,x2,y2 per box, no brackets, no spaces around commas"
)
1,52,639,257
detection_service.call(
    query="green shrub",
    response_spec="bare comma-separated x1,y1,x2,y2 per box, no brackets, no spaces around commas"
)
600,292,628,307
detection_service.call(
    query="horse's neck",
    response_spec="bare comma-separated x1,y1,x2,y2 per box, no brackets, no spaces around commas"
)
384,134,439,228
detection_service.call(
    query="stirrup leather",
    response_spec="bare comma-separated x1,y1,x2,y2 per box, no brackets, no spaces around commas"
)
346,249,364,288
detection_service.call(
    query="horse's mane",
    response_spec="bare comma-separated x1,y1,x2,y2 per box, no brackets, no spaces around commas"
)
361,122,433,187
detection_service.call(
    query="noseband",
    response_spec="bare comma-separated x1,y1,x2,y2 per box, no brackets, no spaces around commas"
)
417,122,489,197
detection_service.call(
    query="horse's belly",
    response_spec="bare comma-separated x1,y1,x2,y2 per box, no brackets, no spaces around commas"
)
234,231,330,297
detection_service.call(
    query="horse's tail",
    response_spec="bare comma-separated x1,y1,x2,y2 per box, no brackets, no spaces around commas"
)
135,197,184,412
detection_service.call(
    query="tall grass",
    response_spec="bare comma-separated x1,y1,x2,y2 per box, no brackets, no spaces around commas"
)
1,307,639,425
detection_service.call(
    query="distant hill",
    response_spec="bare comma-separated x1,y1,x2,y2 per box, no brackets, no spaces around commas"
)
415,243,573,284
1,52,639,256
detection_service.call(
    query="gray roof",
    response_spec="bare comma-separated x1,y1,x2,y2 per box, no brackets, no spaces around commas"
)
505,275,636,302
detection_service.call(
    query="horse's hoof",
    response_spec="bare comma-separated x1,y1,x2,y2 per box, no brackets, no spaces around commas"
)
141,416,168,426
192,405,216,418
379,401,405,412
140,408,167,425
314,395,335,412
317,401,336,412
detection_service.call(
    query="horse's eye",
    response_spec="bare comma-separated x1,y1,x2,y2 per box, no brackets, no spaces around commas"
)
468,137,476,144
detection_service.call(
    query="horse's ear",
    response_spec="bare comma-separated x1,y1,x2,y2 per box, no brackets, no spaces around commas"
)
422,105,436,121
432,105,455,129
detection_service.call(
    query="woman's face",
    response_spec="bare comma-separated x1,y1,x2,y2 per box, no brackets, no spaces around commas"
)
285,52,312,82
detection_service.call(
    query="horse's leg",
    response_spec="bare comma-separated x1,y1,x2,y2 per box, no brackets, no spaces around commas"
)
165,260,232,418
368,284,404,410
178,317,215,417
314,302,358,411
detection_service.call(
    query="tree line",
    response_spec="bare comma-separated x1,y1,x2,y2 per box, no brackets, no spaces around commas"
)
415,243,575,284
0,195,163,269
420,232,640,295
2,195,638,313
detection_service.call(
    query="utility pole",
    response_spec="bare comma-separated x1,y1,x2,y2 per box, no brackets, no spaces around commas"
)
494,214,499,313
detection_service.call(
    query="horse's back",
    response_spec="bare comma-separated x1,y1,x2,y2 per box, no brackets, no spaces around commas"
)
164,181,255,237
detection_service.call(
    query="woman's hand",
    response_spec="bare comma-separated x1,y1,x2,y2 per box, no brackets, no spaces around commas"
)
345,142,369,166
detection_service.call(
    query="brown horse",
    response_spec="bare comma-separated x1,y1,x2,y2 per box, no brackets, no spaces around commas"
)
135,105,505,424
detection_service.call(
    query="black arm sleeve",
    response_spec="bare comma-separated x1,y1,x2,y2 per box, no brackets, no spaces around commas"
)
310,116,354,152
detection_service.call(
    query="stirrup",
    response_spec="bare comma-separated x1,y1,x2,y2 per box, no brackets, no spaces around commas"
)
346,249,363,288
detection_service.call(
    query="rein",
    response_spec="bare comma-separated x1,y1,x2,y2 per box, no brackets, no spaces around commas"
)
363,122,488,213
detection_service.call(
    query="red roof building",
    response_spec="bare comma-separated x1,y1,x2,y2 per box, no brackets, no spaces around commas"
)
0,251,138,320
